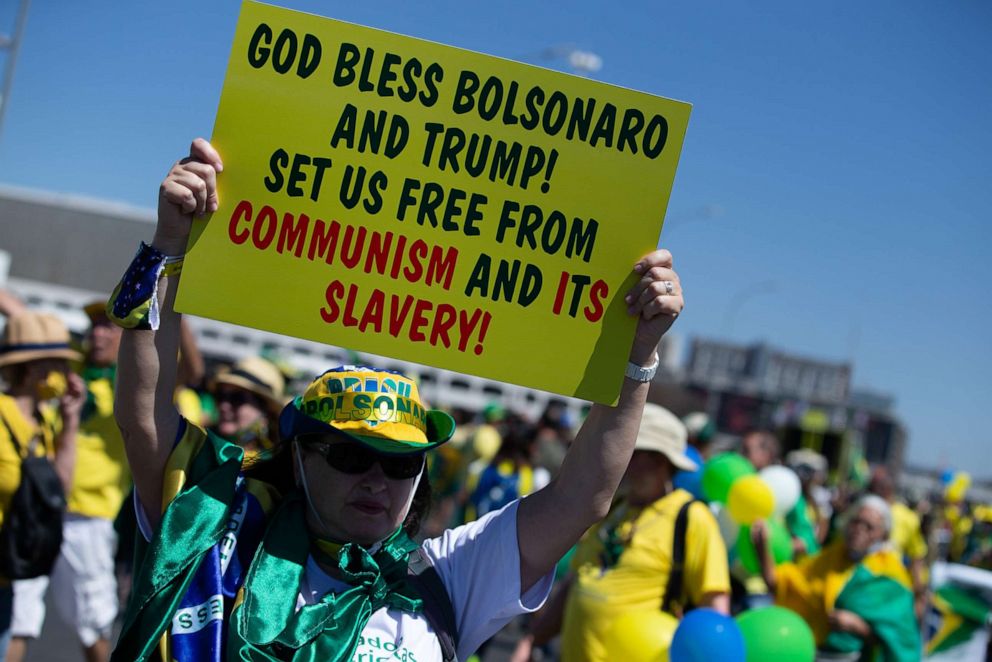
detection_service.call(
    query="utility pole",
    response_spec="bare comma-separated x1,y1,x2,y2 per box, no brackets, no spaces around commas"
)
0,0,31,142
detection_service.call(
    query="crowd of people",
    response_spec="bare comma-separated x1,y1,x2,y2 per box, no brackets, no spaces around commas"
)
0,138,989,662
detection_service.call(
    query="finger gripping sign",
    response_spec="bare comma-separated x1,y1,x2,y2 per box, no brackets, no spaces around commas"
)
176,0,692,405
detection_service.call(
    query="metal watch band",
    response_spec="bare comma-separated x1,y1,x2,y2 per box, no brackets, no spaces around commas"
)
624,354,660,382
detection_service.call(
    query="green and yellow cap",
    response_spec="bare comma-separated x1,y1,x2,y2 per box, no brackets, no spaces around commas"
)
279,366,455,455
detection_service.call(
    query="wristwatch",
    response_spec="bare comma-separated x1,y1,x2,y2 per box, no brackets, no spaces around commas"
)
625,353,659,382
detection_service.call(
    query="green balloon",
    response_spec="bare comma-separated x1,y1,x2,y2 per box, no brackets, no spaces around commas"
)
737,520,794,575
701,453,755,503
736,606,816,662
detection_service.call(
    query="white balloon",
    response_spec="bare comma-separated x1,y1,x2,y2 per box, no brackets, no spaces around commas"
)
714,503,739,545
760,465,802,516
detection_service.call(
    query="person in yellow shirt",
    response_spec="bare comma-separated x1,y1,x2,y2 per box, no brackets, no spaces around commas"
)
754,495,921,661
513,404,730,662
868,466,928,616
0,310,85,659
8,303,125,662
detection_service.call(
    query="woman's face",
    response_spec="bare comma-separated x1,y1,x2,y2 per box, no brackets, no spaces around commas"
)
845,506,887,559
295,439,422,547
23,358,70,398
214,386,266,438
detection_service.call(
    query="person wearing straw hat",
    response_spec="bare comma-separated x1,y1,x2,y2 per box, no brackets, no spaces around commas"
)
6,300,130,662
105,138,685,662
0,311,85,658
514,403,731,662
208,355,286,456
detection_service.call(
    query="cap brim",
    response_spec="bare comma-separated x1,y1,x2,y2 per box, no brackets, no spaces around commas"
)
279,401,455,455
667,450,699,472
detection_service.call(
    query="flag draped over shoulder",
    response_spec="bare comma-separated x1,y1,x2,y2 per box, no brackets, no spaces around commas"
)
112,424,248,661
775,541,921,661
111,420,432,662
825,561,920,662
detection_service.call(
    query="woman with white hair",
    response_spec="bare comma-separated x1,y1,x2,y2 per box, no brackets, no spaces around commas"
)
753,495,921,661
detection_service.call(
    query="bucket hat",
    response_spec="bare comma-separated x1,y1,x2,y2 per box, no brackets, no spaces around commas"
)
280,366,455,455
635,403,698,471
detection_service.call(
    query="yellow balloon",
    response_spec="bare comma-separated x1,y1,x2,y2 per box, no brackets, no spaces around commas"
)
946,485,965,503
603,610,677,661
727,475,775,524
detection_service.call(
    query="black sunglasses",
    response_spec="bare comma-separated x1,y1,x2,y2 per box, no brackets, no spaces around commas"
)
215,390,259,408
299,435,425,480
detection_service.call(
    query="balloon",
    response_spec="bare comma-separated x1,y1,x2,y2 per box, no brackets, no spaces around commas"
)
727,475,775,524
736,606,815,662
603,610,678,661
670,608,746,662
715,504,740,548
701,454,755,503
759,466,801,516
940,469,954,486
946,472,971,503
736,520,793,574
946,485,966,503
673,447,705,499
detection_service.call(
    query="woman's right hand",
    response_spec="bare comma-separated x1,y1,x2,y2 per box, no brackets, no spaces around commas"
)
154,138,224,255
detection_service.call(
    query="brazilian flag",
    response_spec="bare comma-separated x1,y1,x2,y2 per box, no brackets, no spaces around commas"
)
824,564,921,661
925,584,991,658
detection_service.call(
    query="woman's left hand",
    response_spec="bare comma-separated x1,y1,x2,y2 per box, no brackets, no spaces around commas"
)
625,249,684,364
829,609,872,638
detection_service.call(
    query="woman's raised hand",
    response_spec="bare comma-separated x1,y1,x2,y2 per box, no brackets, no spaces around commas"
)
154,138,224,254
625,249,684,364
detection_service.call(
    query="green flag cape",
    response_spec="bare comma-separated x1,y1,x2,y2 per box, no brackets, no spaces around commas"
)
824,563,921,662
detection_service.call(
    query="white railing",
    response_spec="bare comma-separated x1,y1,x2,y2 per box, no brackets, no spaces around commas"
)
3,277,588,421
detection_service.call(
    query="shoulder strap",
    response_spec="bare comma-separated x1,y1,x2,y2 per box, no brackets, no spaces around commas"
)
0,402,51,457
0,411,27,456
661,498,695,615
407,548,458,662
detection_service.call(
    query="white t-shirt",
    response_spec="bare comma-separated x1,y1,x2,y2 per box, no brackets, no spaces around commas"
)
140,496,553,661
299,499,553,661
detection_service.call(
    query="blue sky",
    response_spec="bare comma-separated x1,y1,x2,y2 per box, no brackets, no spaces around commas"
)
1,1,989,472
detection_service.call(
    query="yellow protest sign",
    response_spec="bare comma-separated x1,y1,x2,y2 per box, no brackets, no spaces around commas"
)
176,0,691,404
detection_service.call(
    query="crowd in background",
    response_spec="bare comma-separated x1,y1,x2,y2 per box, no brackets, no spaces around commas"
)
1,287,991,661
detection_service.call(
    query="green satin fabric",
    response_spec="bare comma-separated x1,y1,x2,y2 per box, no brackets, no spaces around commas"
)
230,496,423,661
112,427,245,661
111,420,425,662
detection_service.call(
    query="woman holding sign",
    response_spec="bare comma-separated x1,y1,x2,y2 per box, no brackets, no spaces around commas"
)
106,138,684,662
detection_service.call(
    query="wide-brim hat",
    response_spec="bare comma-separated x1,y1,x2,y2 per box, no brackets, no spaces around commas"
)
210,355,287,415
635,403,698,471
280,366,455,455
0,311,83,368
